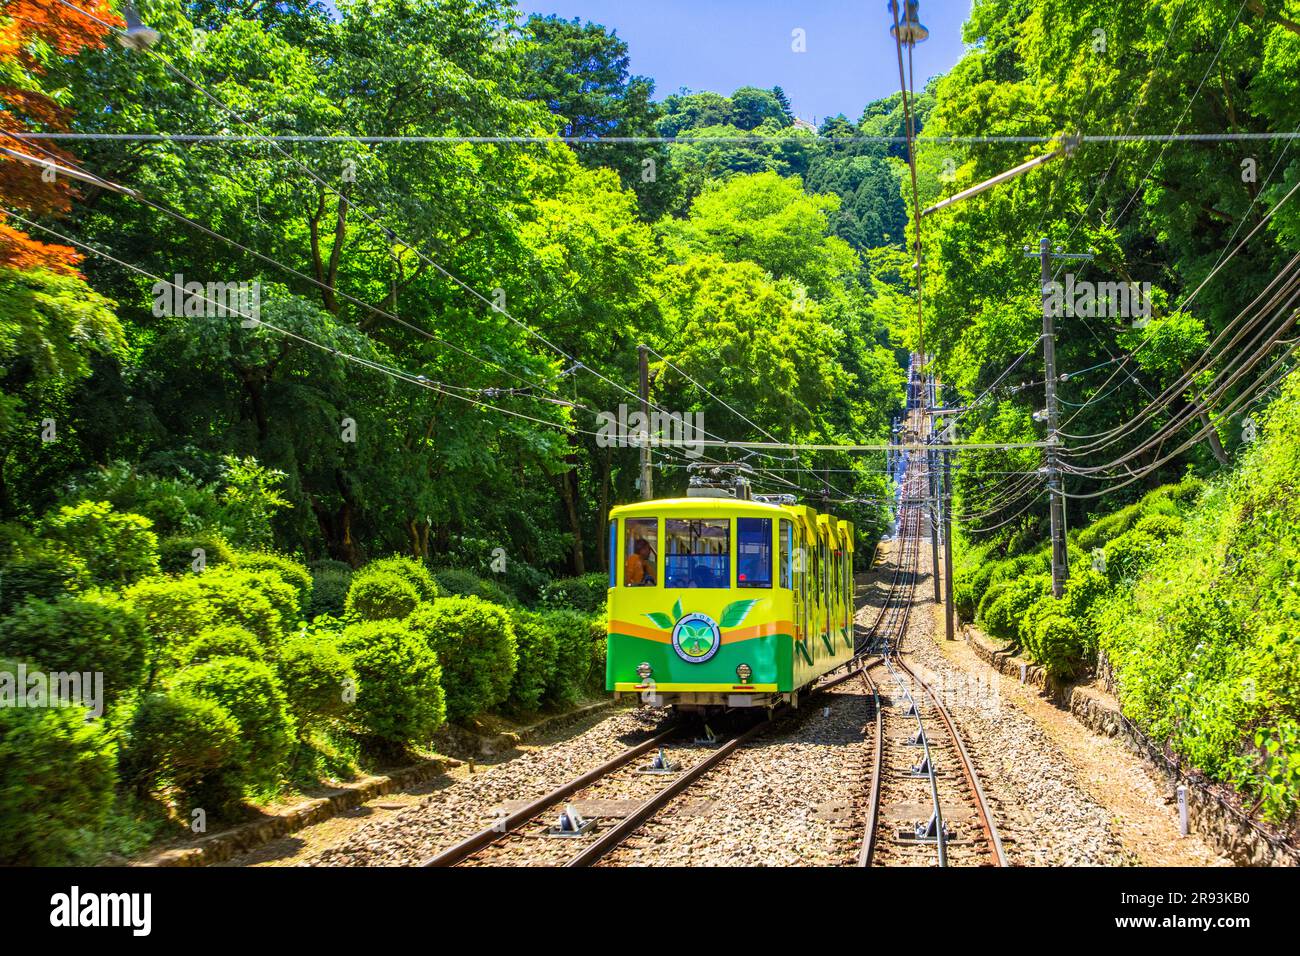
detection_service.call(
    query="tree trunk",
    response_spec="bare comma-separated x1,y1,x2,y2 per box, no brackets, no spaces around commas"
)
557,468,585,575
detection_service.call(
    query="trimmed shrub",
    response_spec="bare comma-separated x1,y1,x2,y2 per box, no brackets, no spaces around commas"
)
0,696,116,865
339,620,444,749
39,500,159,586
309,558,354,575
345,571,420,621
1133,513,1184,542
406,596,517,721
1076,502,1142,552
506,609,559,712
953,570,978,623
1034,613,1088,680
125,576,220,665
0,590,148,708
171,657,296,793
540,573,608,613
356,556,439,603
121,688,242,798
192,570,284,648
982,574,1050,644
159,534,233,574
233,551,312,611
540,609,596,705
433,568,518,607
587,613,607,692
277,632,357,727
308,568,352,618
0,548,90,614
975,579,1012,627
177,625,265,667
1101,529,1163,585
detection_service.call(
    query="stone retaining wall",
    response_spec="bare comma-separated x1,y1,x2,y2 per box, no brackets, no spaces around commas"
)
961,624,1298,867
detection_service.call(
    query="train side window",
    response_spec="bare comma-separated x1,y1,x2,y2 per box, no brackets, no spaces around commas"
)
737,518,772,588
623,518,657,587
779,519,792,589
665,518,730,588
608,521,617,589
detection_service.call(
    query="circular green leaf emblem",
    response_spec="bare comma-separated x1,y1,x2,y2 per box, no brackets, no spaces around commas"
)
671,612,722,663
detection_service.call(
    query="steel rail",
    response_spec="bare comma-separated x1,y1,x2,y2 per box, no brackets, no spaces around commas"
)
894,655,1009,867
419,723,680,867
566,665,867,867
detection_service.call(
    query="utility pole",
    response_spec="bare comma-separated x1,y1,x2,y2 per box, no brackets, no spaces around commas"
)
637,343,652,501
1034,238,1091,598
942,444,955,640
927,373,941,604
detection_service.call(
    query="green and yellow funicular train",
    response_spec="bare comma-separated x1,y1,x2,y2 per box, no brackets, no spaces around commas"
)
606,481,854,711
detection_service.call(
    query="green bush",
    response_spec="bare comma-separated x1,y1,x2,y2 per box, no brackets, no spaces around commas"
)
502,560,551,607
345,571,420,621
587,612,607,692
953,569,978,623
0,697,116,865
434,568,518,607
1101,529,1163,585
1018,595,1058,660
39,500,159,586
277,632,357,727
158,534,233,574
0,590,148,709
234,551,313,611
171,657,296,793
540,608,596,705
193,570,285,647
406,596,517,721
121,688,242,799
1076,502,1143,552
177,625,266,667
125,576,220,671
1061,567,1109,646
975,579,1012,628
505,609,558,712
1133,513,1184,542
339,620,445,749
540,572,608,613
1034,613,1088,680
0,548,90,614
308,568,352,618
60,461,223,539
356,556,439,603
981,574,1050,644
309,558,355,575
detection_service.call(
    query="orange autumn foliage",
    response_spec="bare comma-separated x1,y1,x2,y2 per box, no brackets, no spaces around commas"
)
0,0,123,273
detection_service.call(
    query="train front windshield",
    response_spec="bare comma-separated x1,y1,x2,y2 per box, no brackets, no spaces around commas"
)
664,518,729,588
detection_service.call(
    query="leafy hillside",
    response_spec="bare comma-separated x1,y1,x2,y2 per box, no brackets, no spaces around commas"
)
956,371,1300,823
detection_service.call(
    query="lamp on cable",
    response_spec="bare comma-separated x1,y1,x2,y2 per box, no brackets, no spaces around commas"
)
888,1,929,45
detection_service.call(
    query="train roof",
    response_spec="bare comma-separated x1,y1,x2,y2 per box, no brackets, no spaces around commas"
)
610,497,850,536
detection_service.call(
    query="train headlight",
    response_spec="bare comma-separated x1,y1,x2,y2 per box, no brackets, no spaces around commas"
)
636,662,653,680
736,663,752,683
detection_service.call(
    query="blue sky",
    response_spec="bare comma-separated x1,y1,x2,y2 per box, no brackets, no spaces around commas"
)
519,0,974,122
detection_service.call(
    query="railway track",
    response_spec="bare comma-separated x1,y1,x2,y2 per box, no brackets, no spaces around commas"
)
857,397,1007,868
421,668,868,867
